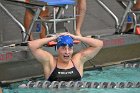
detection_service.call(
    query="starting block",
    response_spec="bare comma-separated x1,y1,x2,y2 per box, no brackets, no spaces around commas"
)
5,0,77,41
27,0,76,41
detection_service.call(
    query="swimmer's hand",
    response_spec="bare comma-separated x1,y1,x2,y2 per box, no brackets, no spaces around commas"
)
56,32,81,40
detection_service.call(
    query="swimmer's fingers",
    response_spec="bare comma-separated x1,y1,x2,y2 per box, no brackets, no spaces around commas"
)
56,32,69,37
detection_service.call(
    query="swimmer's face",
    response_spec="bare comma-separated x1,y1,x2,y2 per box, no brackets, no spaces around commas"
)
57,45,73,62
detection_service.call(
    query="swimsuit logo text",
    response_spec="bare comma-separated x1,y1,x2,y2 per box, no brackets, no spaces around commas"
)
58,71,73,75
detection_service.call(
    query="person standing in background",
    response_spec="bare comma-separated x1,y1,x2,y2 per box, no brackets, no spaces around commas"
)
24,0,86,40
76,0,86,36
123,0,140,34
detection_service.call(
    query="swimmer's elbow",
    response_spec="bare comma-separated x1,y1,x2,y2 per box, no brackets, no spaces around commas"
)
100,40,103,47
97,40,103,48
28,41,37,51
28,41,33,48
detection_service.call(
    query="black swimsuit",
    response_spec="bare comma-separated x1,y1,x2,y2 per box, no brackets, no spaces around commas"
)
48,60,81,81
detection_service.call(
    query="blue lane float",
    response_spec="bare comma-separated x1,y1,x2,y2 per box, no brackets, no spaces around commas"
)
18,81,140,89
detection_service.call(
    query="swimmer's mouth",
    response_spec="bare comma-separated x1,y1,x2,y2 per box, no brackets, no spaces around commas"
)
64,55,70,58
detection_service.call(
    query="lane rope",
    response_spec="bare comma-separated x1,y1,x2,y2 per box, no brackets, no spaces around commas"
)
18,81,140,88
124,63,140,68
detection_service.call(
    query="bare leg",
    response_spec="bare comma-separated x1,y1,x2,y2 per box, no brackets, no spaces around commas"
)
76,0,86,36
132,0,140,11
123,23,133,32
24,8,49,40
24,9,34,40
39,8,49,39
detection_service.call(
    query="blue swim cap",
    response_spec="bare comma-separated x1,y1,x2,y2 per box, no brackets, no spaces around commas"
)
57,35,74,49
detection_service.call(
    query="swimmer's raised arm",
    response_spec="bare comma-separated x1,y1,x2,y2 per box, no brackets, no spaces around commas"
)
67,33,103,64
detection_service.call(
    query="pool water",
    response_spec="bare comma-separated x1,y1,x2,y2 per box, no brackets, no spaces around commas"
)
83,65,140,82
2,63,140,93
